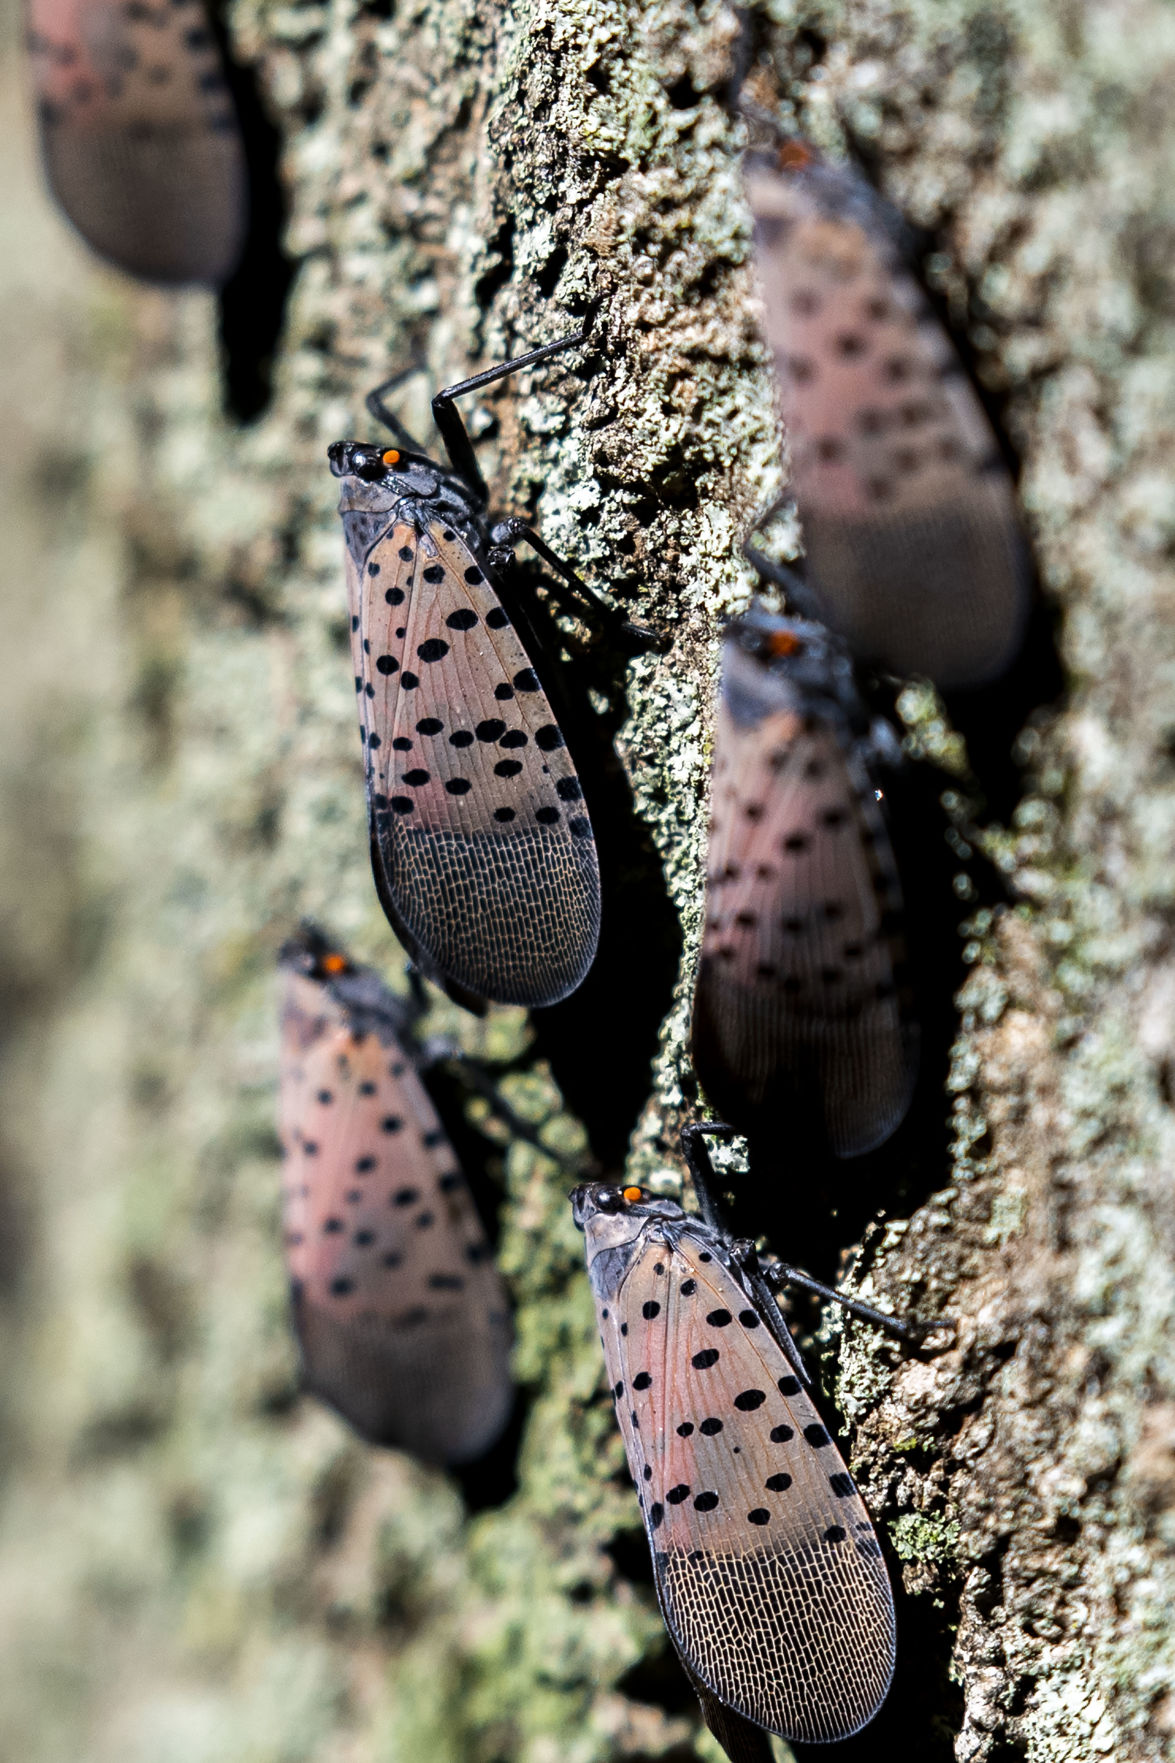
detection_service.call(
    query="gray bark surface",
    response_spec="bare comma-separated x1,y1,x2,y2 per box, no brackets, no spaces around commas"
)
2,0,1174,1759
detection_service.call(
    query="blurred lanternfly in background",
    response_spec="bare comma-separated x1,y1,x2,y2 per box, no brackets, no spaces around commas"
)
692,602,917,1158
26,0,247,285
744,133,1031,691
278,926,515,1466
572,1153,898,1754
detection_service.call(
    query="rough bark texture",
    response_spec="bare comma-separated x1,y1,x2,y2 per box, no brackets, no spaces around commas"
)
2,0,1175,1760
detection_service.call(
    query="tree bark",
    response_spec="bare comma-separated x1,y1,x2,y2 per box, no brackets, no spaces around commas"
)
2,0,1174,1760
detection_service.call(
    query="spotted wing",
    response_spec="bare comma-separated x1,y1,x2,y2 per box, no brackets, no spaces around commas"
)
692,691,916,1156
344,513,600,1008
28,0,246,284
745,154,1029,688
279,968,513,1464
595,1228,894,1744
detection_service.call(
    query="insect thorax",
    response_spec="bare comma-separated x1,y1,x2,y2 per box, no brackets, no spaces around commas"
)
327,978,419,1052
589,1210,732,1305
337,463,489,565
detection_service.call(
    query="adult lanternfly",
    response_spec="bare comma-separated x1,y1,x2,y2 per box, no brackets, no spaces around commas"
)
329,330,612,1011
572,1126,926,1748
691,600,917,1157
278,924,514,1464
744,134,1030,689
27,0,247,285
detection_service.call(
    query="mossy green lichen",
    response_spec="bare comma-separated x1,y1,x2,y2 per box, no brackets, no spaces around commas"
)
889,1512,962,1570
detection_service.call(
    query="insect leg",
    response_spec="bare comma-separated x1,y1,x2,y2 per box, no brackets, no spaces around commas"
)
448,1054,589,1172
431,328,591,503
404,963,430,1017
740,484,828,622
692,1672,779,1763
736,95,790,140
724,7,757,118
680,1126,808,1376
411,1031,587,1172
365,361,430,452
679,1121,741,1233
488,516,661,648
761,1260,955,1348
742,540,825,624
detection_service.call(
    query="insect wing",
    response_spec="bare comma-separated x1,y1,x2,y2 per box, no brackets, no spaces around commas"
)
692,631,917,1155
745,148,1029,688
340,491,601,1008
28,0,246,284
279,965,513,1464
588,1214,894,1743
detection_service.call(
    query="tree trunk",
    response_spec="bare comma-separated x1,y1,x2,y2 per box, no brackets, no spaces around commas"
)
3,0,1174,1760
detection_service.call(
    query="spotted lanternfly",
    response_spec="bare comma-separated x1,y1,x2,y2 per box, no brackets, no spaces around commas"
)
328,332,604,1011
571,1154,896,1746
27,0,246,285
691,600,917,1157
744,135,1030,689
278,924,513,1464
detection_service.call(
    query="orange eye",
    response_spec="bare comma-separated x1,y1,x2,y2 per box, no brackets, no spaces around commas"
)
382,449,401,466
623,1186,643,1204
766,630,802,658
322,953,347,975
780,139,813,172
